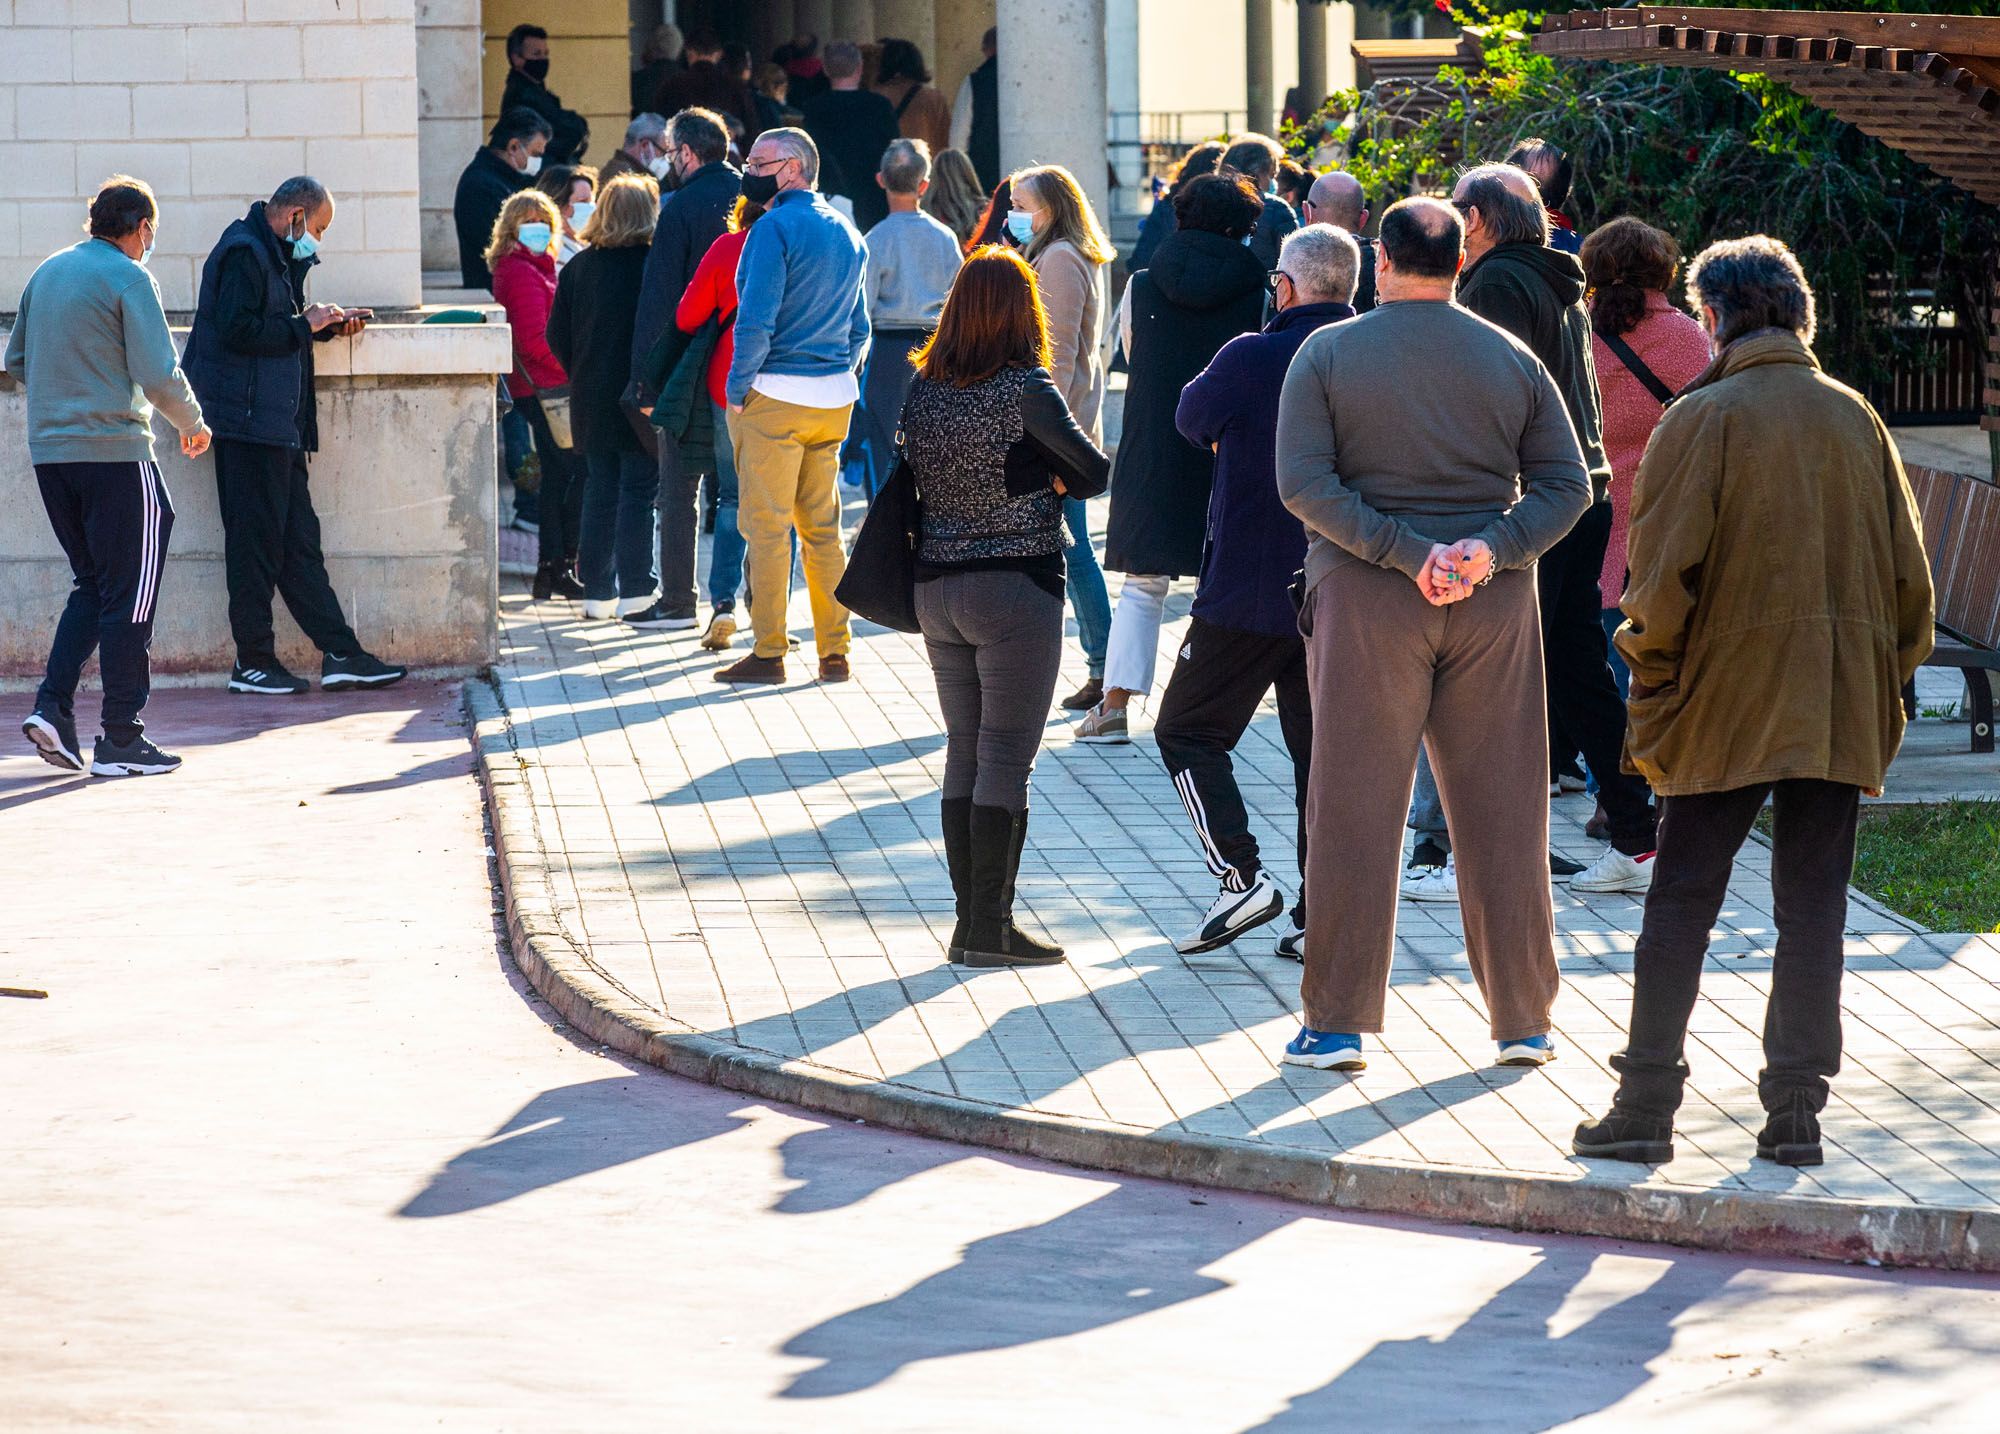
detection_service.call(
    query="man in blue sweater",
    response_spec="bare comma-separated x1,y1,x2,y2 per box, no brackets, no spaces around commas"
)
1157,225,1358,957
716,127,870,687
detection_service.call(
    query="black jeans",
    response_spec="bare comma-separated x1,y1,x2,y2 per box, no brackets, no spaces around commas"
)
1539,500,1656,855
35,459,174,743
214,439,360,666
656,432,707,619
517,394,581,568
1612,779,1861,1118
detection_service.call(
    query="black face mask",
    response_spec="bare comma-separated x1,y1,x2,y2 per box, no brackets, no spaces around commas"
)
523,57,550,83
740,170,780,204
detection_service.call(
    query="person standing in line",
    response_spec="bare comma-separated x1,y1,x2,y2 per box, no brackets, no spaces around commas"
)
533,163,597,270
716,128,869,687
1506,137,1581,255
903,247,1110,968
488,190,583,602
1075,173,1266,744
872,39,952,159
9,177,211,777
921,148,987,249
625,108,740,631
1574,237,1932,1168
500,24,589,165
453,109,552,290
595,114,671,188
547,174,662,621
182,176,406,697
1128,142,1223,275
1275,197,1589,1072
799,42,901,233
1220,135,1299,270
1161,224,1360,959
948,26,1000,192
652,28,758,140
1007,163,1116,711
850,139,962,498
630,25,684,119
1300,170,1375,313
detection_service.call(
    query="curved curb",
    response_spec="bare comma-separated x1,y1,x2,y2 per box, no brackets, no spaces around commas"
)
466,682,2000,1275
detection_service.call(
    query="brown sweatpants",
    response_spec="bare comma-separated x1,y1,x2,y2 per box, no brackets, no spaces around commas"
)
1300,555,1559,1041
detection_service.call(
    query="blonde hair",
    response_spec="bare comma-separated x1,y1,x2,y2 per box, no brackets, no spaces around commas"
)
484,188,563,268
578,173,660,249
1011,164,1114,266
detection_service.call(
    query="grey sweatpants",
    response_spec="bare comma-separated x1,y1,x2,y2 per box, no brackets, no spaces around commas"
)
916,568,1064,812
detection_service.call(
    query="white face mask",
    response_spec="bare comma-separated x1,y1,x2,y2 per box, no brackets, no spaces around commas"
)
568,200,596,231
646,153,672,180
522,153,543,177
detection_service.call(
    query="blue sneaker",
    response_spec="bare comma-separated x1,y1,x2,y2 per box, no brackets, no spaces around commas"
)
1497,1033,1557,1067
1282,1027,1366,1070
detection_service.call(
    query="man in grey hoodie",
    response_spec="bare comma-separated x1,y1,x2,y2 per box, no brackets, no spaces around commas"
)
6,176,210,779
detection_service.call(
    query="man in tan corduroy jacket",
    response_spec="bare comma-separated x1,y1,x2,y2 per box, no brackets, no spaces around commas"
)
1575,235,1933,1171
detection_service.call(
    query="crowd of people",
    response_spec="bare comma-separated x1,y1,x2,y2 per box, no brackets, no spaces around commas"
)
8,23,1939,1172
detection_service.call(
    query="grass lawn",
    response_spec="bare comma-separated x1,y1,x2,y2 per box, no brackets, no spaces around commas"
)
1761,800,2000,933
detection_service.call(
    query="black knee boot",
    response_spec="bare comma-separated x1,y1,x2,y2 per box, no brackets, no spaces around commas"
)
958,804,1065,968
941,796,972,958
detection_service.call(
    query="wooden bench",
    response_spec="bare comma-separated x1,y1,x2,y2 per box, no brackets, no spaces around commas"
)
1906,463,2000,753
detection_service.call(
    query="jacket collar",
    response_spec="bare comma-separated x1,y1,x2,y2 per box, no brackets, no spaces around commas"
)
1682,327,1816,398
1267,300,1354,333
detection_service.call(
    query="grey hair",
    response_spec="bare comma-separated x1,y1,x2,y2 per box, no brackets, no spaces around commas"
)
878,137,931,195
823,40,862,79
269,174,330,215
1279,223,1360,305
760,126,820,186
1456,162,1548,247
624,112,667,148
1685,234,1816,346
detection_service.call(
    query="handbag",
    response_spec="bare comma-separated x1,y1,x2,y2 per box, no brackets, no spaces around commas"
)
1600,330,1679,406
537,385,574,449
834,439,922,634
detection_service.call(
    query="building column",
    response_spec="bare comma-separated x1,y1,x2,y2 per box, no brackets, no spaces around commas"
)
795,0,834,44
752,1,795,57
873,0,935,56
1298,0,1329,113
934,0,996,103
1245,0,1274,136
997,0,1106,222
831,0,874,41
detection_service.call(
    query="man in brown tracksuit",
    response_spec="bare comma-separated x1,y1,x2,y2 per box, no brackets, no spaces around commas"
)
1273,197,1589,1072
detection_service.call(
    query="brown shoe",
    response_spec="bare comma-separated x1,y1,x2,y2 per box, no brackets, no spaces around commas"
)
1060,677,1104,711
819,653,851,683
715,653,785,685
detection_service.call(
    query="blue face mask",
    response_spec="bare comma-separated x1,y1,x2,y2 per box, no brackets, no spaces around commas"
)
287,215,319,260
568,201,596,231
1005,211,1035,246
518,222,554,254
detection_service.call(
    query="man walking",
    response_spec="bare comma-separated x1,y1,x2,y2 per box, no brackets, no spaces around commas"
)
1275,198,1589,1072
181,176,406,696
1159,224,1358,959
8,176,210,777
716,128,868,687
1574,237,1933,1169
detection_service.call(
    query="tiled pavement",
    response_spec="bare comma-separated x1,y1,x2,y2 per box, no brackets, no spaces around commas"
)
486,549,2000,1239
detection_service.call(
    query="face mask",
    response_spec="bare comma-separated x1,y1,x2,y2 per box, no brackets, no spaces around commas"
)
518,222,554,254
287,216,319,261
139,236,154,265
647,153,672,180
524,57,550,83
741,169,780,204
518,152,542,177
568,201,595,230
1005,211,1035,246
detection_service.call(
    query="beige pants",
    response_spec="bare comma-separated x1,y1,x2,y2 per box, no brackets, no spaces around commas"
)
1300,554,1558,1041
728,390,852,661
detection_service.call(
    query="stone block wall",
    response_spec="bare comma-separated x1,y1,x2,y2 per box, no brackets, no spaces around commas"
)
0,0,423,312
418,0,483,273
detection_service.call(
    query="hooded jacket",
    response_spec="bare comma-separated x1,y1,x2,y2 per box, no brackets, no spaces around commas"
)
1105,227,1267,576
1458,240,1611,500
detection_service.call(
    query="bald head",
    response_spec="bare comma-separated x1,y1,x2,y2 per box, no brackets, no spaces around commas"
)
1304,170,1366,231
1377,195,1463,295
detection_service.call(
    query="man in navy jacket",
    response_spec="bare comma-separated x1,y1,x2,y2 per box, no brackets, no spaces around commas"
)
1157,224,1359,958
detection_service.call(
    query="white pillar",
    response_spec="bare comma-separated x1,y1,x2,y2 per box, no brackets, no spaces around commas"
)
873,0,935,57
1298,0,1328,112
1246,0,1274,136
997,0,1106,222
934,0,996,104
831,0,875,42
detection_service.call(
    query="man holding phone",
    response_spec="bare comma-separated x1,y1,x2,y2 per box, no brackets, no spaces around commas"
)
183,176,406,696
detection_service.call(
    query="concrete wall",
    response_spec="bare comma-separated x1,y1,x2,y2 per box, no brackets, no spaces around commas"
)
0,1,423,312
418,0,485,275
0,325,511,679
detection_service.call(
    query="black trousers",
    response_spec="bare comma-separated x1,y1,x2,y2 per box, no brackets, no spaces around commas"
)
214,438,359,667
1612,779,1861,1118
518,394,581,568
1539,499,1656,854
656,432,707,619
1153,615,1312,922
35,459,174,743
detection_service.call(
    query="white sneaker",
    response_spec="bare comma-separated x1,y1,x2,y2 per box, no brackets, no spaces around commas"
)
580,598,617,620
1273,920,1305,961
1569,848,1656,894
1400,854,1458,903
1496,1034,1558,1066
1177,871,1285,954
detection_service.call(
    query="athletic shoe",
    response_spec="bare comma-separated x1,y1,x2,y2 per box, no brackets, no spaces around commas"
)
1177,870,1285,954
322,651,407,691
1073,702,1129,744
580,598,618,620
624,600,699,631
699,609,737,651
1273,920,1305,961
715,653,785,685
1569,848,1656,894
1281,1027,1366,1070
1401,853,1458,903
1060,677,1104,712
1549,849,1587,878
1572,1109,1675,1164
22,710,84,772
1496,1033,1557,1067
90,733,182,778
616,593,659,618
229,661,309,696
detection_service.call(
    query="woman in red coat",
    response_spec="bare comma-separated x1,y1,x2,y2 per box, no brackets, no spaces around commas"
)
488,190,583,599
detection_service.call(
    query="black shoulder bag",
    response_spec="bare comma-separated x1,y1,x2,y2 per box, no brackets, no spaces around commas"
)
1600,329,1679,406
834,433,923,634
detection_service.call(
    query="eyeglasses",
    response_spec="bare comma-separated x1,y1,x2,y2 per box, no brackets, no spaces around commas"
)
746,156,793,175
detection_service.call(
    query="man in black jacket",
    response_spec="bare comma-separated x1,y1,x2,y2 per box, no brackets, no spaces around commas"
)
625,108,740,633
181,176,406,696
800,41,899,233
1453,162,1657,891
453,108,550,289
499,24,587,165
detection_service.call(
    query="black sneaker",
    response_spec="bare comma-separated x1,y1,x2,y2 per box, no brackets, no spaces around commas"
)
322,651,408,690
1572,1108,1675,1164
1549,849,1586,878
91,733,182,778
229,660,309,696
624,600,700,631
22,709,85,772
